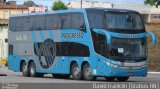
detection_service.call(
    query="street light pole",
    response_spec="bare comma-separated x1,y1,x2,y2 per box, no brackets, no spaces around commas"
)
81,0,82,8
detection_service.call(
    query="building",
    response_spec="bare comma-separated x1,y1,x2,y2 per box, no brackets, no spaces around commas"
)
67,1,160,23
113,3,160,23
0,0,28,65
28,7,46,13
67,1,113,8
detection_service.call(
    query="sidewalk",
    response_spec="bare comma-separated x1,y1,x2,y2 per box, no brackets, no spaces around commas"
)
0,65,8,76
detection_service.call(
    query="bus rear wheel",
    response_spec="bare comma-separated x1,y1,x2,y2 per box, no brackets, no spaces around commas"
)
83,63,96,81
21,62,29,77
29,62,44,77
117,77,129,82
71,63,82,80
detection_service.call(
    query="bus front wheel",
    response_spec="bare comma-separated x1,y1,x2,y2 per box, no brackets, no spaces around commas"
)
116,77,129,82
29,62,44,77
21,62,29,77
71,63,82,80
83,63,96,81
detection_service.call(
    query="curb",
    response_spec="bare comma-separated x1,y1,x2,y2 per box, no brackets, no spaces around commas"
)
148,72,160,74
0,74,7,76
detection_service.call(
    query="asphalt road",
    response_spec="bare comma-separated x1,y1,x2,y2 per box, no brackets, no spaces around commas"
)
0,67,160,83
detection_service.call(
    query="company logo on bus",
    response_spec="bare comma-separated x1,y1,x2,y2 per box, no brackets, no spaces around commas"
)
62,32,84,39
38,39,56,69
117,34,140,38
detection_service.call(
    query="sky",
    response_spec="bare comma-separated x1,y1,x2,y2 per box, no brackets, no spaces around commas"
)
6,0,145,9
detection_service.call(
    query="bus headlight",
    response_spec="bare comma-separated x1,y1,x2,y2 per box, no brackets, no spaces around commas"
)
105,61,119,68
105,61,147,69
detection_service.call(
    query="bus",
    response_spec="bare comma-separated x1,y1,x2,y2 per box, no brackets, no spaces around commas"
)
8,8,156,81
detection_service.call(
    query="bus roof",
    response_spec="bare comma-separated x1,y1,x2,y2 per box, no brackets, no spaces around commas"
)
10,8,139,18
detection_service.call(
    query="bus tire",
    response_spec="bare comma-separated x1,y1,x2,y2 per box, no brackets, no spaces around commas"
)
71,63,82,80
105,77,115,81
29,62,44,77
117,77,129,82
83,63,96,81
21,62,29,77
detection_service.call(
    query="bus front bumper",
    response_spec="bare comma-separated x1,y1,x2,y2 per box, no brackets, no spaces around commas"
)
104,65,147,77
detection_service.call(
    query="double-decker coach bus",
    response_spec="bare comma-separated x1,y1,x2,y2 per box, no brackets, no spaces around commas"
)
8,8,156,81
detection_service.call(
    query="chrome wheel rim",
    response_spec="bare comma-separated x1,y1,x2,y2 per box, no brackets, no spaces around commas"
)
73,67,79,76
23,65,27,73
85,67,91,77
31,66,35,74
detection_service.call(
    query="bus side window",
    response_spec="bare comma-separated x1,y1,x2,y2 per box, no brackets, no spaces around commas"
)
15,17,23,31
61,14,71,29
56,42,70,56
22,16,33,31
69,43,90,57
9,44,13,55
71,13,85,29
9,17,16,31
45,14,61,30
34,15,45,31
87,13,105,29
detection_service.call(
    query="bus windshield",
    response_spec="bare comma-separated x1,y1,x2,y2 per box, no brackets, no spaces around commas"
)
108,38,147,62
105,12,144,30
87,11,144,30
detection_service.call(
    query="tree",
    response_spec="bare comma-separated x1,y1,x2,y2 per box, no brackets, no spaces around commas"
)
23,0,38,7
52,1,68,11
144,0,160,7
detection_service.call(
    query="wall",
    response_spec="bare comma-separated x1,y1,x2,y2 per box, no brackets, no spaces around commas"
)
0,9,28,19
0,8,28,63
67,1,112,8
0,25,8,61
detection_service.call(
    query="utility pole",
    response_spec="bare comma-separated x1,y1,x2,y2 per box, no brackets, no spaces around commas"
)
81,0,82,8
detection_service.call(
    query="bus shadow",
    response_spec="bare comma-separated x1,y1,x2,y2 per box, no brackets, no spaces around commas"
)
15,75,140,82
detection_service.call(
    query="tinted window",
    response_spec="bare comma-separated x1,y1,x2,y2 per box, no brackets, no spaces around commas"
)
92,31,108,58
34,15,45,30
9,17,16,31
56,42,89,56
16,17,23,31
22,16,34,31
105,12,144,30
61,14,71,29
87,12,105,29
10,12,85,31
61,13,85,29
71,13,85,29
8,44,13,55
45,14,61,30
34,42,90,57
69,42,90,56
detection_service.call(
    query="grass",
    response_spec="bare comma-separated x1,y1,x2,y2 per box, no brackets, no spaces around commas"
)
145,24,160,71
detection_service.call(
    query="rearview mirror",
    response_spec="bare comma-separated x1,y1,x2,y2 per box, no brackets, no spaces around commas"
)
147,31,156,46
79,25,86,32
80,28,86,32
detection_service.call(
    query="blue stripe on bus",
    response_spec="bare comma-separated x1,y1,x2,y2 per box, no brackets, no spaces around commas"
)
31,32,39,55
93,29,146,39
49,30,54,40
39,31,50,66
48,30,54,64
109,32,146,38
40,31,45,41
